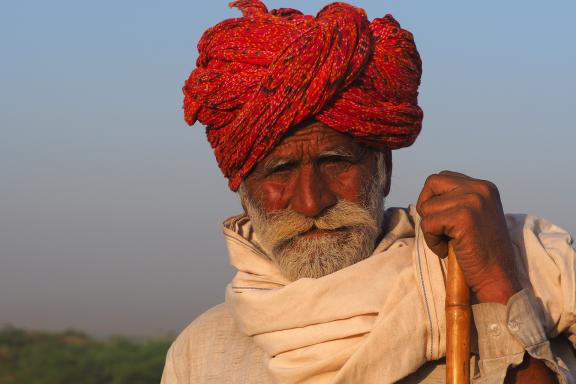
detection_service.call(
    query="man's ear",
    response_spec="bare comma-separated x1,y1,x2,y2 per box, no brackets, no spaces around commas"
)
383,149,392,197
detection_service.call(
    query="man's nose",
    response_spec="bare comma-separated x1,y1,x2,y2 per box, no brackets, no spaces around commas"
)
289,165,337,217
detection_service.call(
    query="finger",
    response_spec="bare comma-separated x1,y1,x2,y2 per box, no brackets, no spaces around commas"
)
419,206,469,258
416,173,470,215
438,170,471,178
418,192,485,218
421,230,449,259
438,171,501,201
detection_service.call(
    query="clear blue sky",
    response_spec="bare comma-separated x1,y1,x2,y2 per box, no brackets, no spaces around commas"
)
1,1,574,336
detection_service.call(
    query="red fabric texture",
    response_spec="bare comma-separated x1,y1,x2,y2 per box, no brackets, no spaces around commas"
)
183,0,423,191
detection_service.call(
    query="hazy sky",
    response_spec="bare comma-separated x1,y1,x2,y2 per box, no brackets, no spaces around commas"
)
1,0,574,336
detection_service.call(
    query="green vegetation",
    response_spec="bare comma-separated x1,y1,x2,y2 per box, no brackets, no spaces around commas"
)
0,326,173,384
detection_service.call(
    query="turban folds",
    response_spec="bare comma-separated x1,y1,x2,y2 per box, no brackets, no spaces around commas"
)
183,0,423,190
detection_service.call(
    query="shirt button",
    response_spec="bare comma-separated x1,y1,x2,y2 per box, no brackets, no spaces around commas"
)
508,320,520,331
488,323,501,336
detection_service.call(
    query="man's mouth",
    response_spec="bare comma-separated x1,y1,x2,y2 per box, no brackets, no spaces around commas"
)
298,226,346,239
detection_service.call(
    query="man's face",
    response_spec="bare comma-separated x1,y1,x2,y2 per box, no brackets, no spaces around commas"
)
239,121,391,281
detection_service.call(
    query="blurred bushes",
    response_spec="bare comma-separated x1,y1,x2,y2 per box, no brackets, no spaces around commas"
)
0,325,173,384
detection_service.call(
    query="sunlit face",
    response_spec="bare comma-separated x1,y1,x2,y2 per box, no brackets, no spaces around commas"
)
239,121,391,281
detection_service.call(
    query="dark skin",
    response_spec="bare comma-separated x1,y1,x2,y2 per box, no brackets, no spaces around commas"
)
243,121,389,218
416,171,558,383
243,121,557,383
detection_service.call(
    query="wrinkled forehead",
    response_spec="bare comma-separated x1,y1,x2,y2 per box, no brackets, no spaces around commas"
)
261,121,365,162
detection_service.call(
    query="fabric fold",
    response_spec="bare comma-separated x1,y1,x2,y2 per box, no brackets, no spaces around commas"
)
223,208,576,383
225,208,432,383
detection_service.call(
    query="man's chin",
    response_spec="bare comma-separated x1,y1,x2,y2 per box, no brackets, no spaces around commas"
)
270,229,374,281
274,228,350,254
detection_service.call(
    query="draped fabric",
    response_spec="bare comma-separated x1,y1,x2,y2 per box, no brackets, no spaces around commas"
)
224,208,432,383
160,208,576,383
221,209,576,383
183,0,423,190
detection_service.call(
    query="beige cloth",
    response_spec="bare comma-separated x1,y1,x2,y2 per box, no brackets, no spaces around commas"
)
162,207,576,383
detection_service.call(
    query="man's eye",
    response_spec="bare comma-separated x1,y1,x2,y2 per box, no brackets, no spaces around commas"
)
320,155,352,164
269,163,293,174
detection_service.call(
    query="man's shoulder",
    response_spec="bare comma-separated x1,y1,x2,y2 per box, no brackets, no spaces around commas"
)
163,303,272,383
504,213,574,251
182,303,234,334
170,303,242,355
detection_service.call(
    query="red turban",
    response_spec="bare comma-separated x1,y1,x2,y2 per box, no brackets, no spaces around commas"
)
183,0,423,190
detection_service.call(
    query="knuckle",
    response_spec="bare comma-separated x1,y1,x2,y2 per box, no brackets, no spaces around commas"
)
477,180,499,197
420,216,437,235
424,174,438,186
418,200,431,216
466,192,485,210
457,205,475,223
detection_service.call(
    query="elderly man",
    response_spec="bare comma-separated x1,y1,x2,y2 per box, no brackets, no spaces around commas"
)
162,1,576,383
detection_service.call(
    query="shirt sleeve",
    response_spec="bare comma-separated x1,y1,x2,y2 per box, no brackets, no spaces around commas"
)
471,289,575,384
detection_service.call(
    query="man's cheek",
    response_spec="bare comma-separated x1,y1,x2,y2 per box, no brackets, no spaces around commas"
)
327,169,365,202
251,181,289,212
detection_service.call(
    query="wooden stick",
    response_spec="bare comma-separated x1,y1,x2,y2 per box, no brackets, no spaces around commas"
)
446,243,471,384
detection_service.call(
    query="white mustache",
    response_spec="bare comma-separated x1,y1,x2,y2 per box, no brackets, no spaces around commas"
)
257,200,378,250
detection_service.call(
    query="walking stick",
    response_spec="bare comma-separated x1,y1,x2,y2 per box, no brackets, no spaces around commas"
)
446,243,471,384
